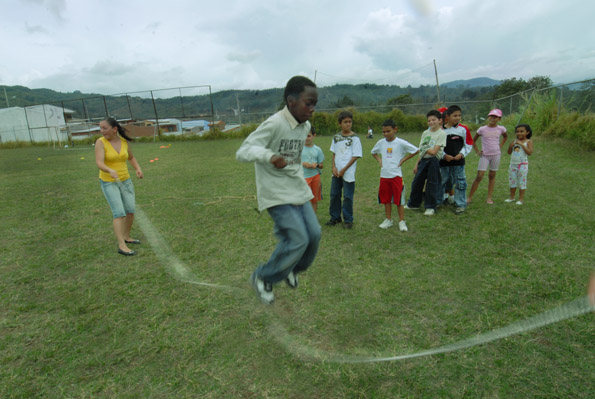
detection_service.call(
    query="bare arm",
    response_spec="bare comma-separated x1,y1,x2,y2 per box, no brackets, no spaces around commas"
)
500,132,508,149
398,150,419,167
372,153,382,167
338,156,361,177
424,145,441,157
472,133,481,155
127,146,143,179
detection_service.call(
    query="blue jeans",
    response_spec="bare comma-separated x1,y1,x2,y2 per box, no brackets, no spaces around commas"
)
100,179,135,218
407,157,441,210
440,165,467,208
254,202,321,284
329,176,355,223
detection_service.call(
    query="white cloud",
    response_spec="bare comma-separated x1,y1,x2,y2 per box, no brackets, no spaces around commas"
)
1,0,594,93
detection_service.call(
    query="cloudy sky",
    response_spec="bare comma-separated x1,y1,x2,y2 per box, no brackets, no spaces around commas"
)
2,0,594,95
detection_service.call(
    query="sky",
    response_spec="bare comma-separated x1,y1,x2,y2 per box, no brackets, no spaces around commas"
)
2,0,594,96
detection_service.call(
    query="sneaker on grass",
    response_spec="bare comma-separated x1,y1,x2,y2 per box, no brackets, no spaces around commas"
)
398,220,408,232
404,204,418,210
286,271,298,289
379,219,393,229
454,207,465,215
250,274,274,304
424,208,436,216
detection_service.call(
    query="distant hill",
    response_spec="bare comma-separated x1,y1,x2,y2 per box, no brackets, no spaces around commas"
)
442,77,501,88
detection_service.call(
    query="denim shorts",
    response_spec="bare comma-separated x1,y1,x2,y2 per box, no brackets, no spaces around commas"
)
100,178,135,218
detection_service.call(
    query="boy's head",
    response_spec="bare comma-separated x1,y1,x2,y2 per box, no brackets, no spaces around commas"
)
426,109,442,131
445,105,462,126
305,126,316,146
381,119,398,141
284,76,318,123
337,110,353,134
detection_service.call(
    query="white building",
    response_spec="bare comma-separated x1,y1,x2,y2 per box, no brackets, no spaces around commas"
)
0,105,75,144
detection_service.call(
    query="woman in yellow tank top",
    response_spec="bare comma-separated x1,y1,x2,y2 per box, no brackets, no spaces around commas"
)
95,118,144,256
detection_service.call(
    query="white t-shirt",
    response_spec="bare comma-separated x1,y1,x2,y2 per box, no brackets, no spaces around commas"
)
371,137,418,178
330,133,362,183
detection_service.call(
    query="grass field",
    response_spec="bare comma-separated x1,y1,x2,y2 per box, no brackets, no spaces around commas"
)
1,133,594,398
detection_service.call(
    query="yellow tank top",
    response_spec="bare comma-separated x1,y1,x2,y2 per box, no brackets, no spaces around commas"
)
99,136,131,182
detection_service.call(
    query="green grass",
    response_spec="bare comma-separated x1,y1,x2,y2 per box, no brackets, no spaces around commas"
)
1,134,594,398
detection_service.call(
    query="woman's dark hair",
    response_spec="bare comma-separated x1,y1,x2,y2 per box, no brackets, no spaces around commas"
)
515,123,533,139
104,117,133,141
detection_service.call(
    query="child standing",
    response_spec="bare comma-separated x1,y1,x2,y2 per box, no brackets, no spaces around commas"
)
302,126,325,211
467,109,508,204
236,76,321,305
371,119,419,231
327,111,362,229
439,105,473,214
406,109,446,216
505,124,533,205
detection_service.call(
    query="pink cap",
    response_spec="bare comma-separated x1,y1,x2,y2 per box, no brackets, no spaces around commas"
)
488,109,502,117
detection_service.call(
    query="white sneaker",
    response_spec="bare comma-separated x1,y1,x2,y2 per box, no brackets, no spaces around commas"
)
504,198,515,203
398,220,408,232
379,219,393,229
250,274,274,304
404,204,418,210
424,208,436,216
516,200,524,205
285,271,298,289
447,196,455,205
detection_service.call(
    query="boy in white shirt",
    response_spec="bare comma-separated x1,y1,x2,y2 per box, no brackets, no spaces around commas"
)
371,119,419,231
327,111,362,229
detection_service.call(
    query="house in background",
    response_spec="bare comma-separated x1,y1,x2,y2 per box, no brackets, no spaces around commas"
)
0,105,75,143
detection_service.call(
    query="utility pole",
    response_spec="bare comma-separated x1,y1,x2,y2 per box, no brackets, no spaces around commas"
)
314,70,317,84
235,93,242,124
3,86,10,107
433,59,441,104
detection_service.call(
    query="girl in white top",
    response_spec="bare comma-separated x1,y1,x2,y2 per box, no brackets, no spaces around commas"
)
505,124,534,205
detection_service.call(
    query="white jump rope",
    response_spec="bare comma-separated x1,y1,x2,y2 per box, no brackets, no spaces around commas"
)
118,181,594,364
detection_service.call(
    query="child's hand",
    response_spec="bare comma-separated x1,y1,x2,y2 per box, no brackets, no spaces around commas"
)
454,154,463,161
443,154,453,162
413,166,418,174
270,155,287,169
332,166,339,177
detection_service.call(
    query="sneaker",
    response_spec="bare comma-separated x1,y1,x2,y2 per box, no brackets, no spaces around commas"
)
454,207,465,215
325,219,341,226
404,204,419,210
398,220,408,232
250,274,274,304
285,271,298,289
379,219,393,229
424,208,435,216
504,198,515,203
447,196,455,205
343,222,353,229
516,200,524,205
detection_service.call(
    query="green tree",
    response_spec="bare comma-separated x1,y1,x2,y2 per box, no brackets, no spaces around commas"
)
387,94,414,105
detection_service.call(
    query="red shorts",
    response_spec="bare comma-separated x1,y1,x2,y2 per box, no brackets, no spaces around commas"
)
305,174,322,203
378,176,404,205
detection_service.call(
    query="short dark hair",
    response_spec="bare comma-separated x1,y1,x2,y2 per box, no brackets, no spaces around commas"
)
445,105,462,116
284,76,316,105
515,123,533,139
426,109,442,119
382,119,397,128
310,125,316,135
338,110,353,123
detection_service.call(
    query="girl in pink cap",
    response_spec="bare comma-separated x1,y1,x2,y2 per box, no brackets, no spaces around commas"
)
467,109,508,204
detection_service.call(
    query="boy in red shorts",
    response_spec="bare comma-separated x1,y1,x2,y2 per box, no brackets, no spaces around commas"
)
301,126,325,211
371,119,419,231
